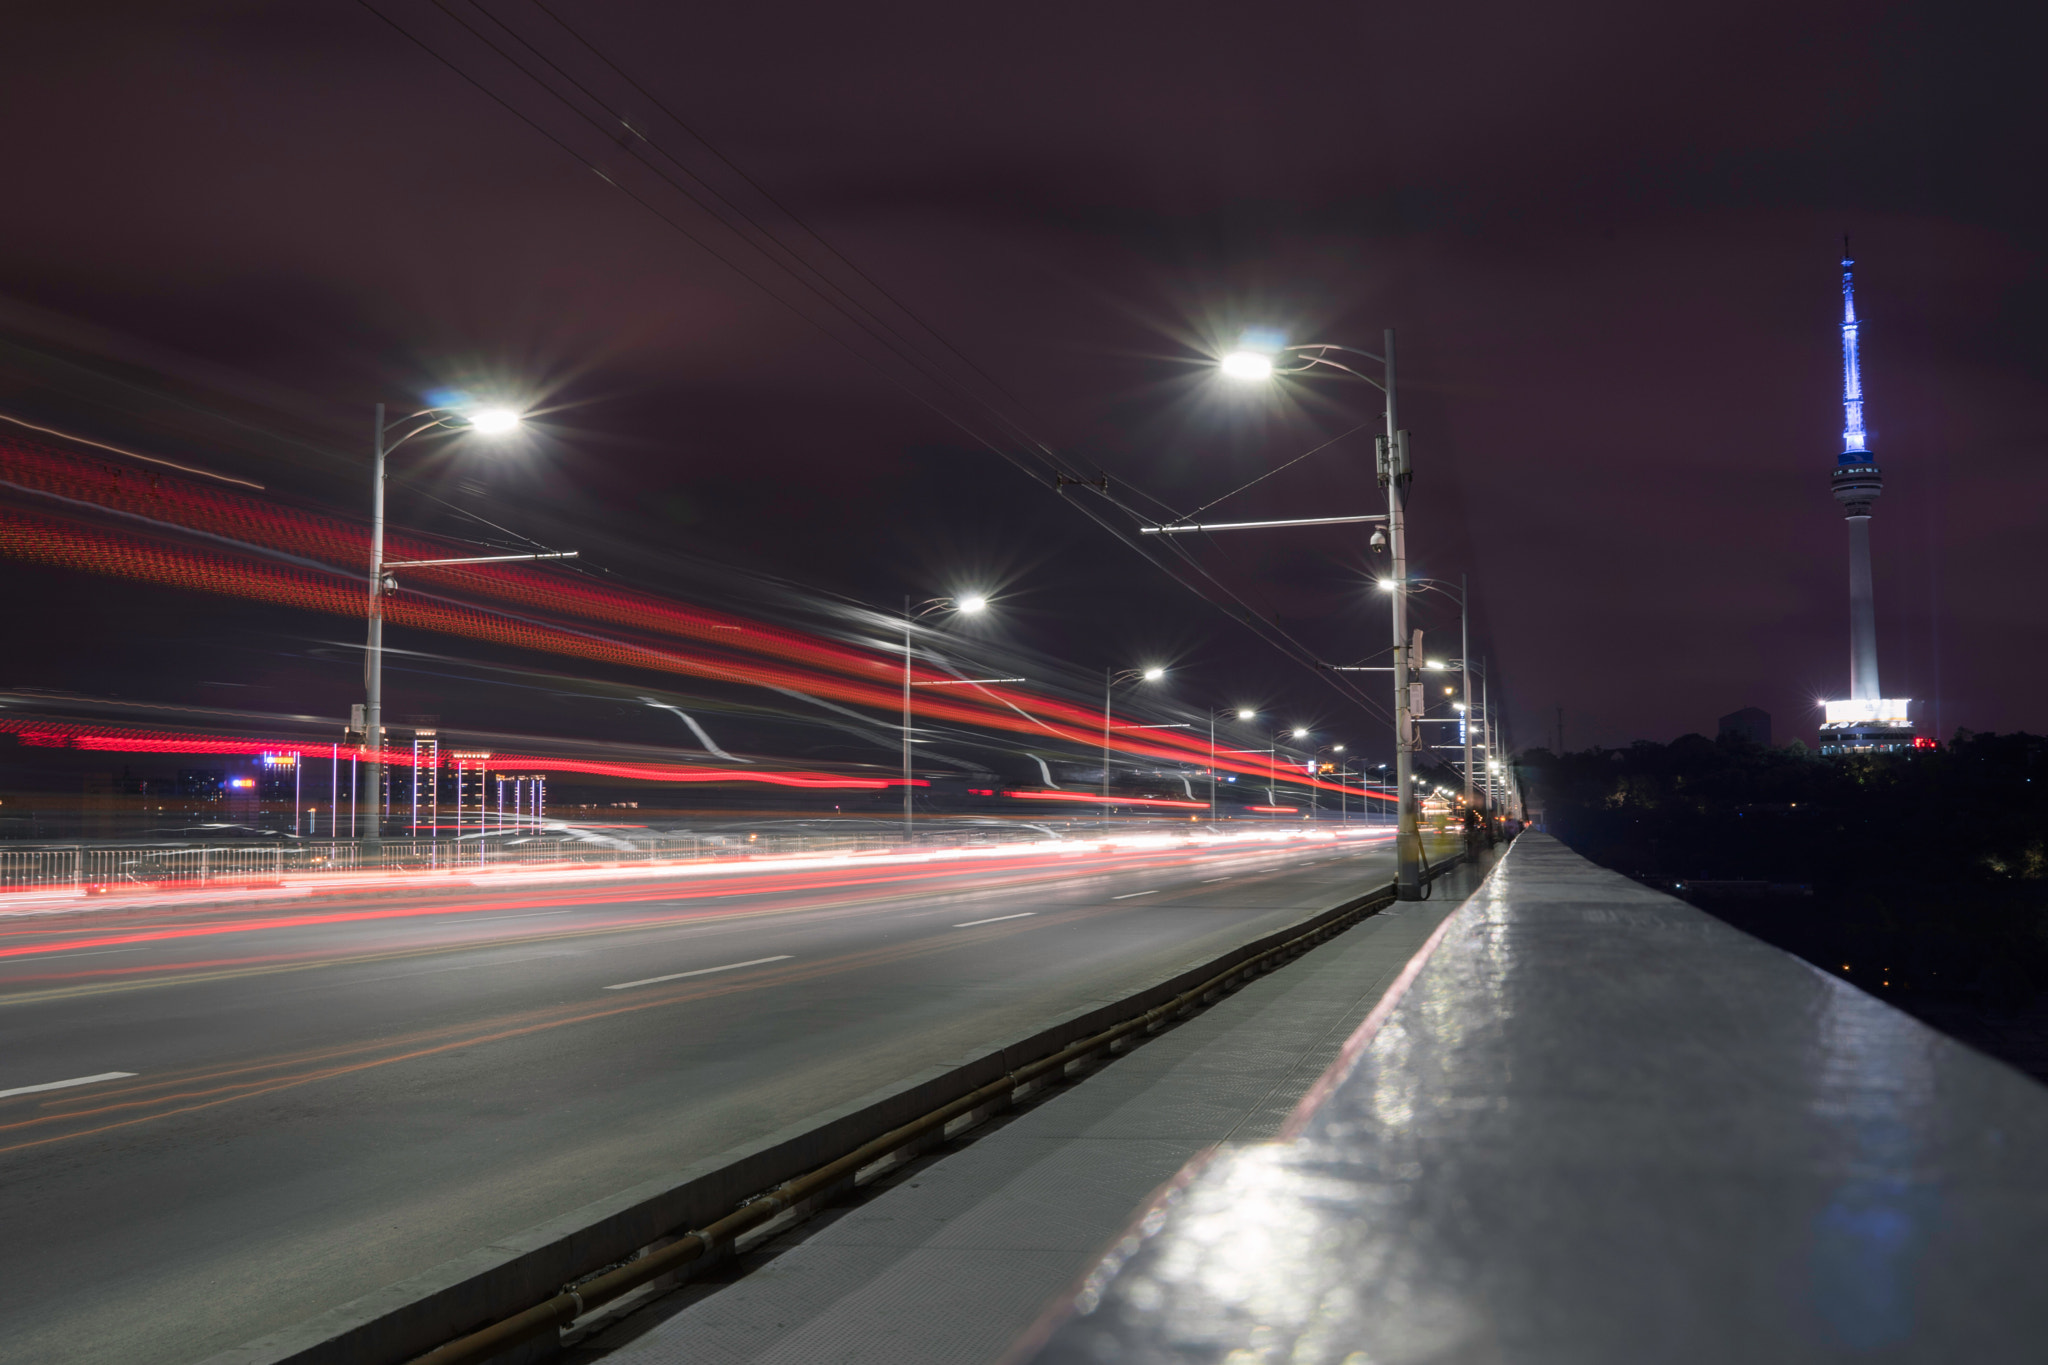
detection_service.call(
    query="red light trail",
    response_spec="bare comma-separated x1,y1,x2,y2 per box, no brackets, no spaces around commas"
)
0,435,1390,800
0,717,912,790
1002,790,1210,809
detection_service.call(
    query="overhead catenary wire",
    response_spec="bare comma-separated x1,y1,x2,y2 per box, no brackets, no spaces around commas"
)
354,0,1392,725
375,2,1389,721
1173,418,1380,524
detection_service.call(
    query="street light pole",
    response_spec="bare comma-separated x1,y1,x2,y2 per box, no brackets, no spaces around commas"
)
1100,666,1164,826
1102,666,1113,814
898,593,990,843
903,596,914,840
1481,662,1494,814
1399,574,1483,828
1461,572,1474,814
362,403,388,843
357,401,545,847
1206,708,1256,825
1210,711,1219,825
1218,331,1414,892
1379,331,1422,897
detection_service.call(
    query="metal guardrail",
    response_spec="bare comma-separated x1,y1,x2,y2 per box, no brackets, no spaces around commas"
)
402,852,1468,1365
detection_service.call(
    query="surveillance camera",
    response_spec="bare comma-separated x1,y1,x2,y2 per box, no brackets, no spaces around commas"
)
1369,527,1387,554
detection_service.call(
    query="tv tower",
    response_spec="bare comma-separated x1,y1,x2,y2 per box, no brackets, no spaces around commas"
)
1820,244,1914,753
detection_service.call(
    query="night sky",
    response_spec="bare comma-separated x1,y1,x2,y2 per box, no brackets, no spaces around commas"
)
2,1,2043,761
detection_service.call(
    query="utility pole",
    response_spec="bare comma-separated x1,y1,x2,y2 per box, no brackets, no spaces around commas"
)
361,404,388,846
902,597,914,841
1101,666,1112,818
1482,665,1494,812
1213,331,1412,887
1209,712,1219,827
1378,330,1421,898
1461,571,1474,817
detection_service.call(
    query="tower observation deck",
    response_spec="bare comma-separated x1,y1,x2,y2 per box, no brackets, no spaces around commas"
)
1821,248,1915,753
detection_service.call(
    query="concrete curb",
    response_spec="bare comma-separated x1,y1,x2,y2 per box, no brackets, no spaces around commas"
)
199,859,1455,1365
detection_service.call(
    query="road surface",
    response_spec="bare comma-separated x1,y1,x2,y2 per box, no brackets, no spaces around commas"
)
0,828,1422,1363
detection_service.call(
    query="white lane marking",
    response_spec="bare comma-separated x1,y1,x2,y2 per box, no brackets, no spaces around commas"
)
0,1071,136,1100
603,956,792,991
953,912,1036,928
1201,877,1231,883
1111,890,1159,899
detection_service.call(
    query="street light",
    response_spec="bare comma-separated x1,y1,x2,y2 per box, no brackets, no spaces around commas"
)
1333,758,1366,824
1222,333,1421,897
901,594,991,840
358,401,560,844
1260,728,1310,810
1206,707,1259,825
1219,350,1275,380
1400,574,1483,821
1103,666,1165,821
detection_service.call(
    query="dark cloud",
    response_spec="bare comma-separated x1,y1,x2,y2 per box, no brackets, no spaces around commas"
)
1,0,2041,755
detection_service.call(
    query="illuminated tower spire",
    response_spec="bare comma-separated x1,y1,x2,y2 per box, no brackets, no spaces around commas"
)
1839,250,1869,459
1830,243,1884,701
1819,243,1912,754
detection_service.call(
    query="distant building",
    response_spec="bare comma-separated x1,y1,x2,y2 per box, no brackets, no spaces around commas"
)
177,768,227,800
1718,707,1772,746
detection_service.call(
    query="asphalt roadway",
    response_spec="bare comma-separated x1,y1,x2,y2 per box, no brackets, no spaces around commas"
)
0,828,1416,1364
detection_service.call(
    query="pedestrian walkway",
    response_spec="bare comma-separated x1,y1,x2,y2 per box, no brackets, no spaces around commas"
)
579,855,1496,1364
1025,834,2048,1364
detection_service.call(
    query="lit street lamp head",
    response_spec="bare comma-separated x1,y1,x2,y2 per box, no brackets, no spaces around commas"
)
1236,708,1255,720
955,594,988,614
465,407,522,436
1141,666,1165,681
1218,350,1274,381
1291,727,1308,738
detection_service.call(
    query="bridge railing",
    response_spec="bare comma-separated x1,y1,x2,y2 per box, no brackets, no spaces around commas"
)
1,821,1268,894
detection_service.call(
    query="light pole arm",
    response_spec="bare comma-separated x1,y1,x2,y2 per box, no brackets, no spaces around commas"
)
381,551,579,569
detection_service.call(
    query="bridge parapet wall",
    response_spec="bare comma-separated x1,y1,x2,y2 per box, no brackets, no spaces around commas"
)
1025,834,2048,1363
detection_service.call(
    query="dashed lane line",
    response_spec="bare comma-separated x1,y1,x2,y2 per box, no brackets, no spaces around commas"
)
0,1072,136,1100
603,956,793,991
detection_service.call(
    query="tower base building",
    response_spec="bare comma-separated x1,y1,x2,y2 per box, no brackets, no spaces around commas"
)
1818,699,1915,755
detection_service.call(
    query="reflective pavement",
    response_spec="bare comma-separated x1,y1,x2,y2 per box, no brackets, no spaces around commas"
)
1023,834,2048,1364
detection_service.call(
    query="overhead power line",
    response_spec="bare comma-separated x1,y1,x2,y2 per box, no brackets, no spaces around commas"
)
354,0,1392,726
